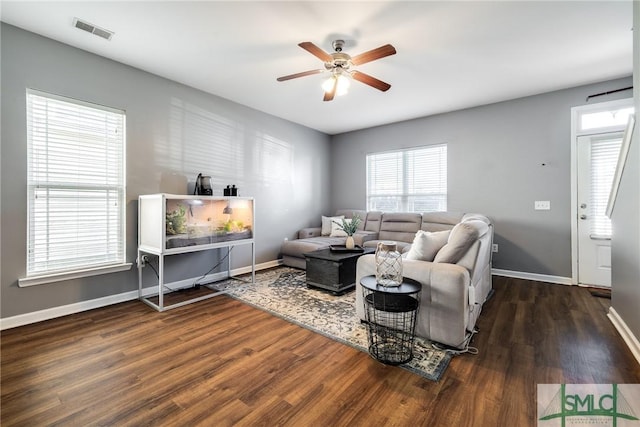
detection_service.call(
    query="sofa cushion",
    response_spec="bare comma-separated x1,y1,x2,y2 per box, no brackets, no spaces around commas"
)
378,213,422,243
405,230,451,261
364,211,383,232
297,227,321,239
321,215,344,236
421,211,465,232
461,213,490,224
281,236,345,257
353,230,378,246
434,221,480,264
363,240,413,253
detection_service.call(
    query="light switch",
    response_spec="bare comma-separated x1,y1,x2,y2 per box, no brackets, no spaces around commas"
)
535,201,551,210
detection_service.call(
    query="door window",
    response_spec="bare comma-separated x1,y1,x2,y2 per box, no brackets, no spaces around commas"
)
589,137,622,238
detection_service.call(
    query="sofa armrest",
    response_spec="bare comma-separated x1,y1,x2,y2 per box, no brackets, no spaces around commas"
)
353,230,379,246
356,255,471,349
298,227,322,239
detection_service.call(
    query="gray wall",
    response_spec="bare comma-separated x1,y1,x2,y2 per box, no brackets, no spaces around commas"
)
330,77,633,278
1,24,331,318
2,20,638,334
610,2,640,346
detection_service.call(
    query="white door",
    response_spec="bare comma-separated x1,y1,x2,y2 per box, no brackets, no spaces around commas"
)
576,132,623,287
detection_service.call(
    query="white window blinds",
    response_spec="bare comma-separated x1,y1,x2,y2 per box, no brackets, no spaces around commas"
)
590,137,621,238
367,144,447,213
26,90,126,276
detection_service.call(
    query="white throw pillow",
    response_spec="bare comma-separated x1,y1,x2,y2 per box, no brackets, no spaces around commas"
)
434,222,479,264
321,215,344,236
405,230,451,261
330,218,351,237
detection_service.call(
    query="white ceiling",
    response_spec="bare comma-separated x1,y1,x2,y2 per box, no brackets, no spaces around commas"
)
0,1,633,135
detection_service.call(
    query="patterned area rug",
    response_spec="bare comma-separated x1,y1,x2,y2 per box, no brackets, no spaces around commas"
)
211,267,451,381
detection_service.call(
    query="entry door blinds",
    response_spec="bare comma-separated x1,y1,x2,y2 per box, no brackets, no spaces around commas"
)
26,91,126,276
367,144,447,213
590,137,621,239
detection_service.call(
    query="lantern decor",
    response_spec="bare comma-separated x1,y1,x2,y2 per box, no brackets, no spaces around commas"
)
375,241,403,287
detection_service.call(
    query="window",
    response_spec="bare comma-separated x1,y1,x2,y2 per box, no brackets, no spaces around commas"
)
579,107,634,131
590,136,621,238
25,90,126,279
366,144,447,213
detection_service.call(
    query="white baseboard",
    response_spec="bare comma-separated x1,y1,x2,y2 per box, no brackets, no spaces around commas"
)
0,259,283,331
232,259,281,276
607,307,640,366
0,288,143,331
492,268,572,286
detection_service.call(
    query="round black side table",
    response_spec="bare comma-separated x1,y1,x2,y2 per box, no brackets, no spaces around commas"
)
360,275,421,365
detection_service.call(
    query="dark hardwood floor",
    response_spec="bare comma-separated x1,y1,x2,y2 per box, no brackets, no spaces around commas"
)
2,275,639,426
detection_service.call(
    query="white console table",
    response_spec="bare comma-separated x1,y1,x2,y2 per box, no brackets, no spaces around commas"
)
137,194,255,312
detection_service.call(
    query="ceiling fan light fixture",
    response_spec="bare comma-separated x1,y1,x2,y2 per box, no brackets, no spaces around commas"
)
322,74,350,96
277,40,395,101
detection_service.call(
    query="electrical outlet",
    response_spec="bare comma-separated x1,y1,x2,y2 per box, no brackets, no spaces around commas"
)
139,255,149,267
492,244,499,253
534,200,551,210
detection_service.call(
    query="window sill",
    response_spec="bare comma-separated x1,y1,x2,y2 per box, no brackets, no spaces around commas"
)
18,263,133,287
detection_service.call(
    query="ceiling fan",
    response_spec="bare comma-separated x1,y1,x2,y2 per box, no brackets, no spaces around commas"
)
276,40,396,101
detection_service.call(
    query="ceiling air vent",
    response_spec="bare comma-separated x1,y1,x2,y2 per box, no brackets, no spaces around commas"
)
73,18,114,41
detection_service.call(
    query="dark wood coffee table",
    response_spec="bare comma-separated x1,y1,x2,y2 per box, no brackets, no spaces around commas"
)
304,246,375,294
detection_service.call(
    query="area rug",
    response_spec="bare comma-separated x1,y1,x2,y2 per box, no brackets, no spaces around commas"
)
210,267,451,382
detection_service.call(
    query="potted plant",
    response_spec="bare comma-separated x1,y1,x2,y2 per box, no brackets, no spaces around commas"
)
333,214,362,249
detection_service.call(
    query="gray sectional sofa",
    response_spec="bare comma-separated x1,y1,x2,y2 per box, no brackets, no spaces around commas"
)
280,210,494,350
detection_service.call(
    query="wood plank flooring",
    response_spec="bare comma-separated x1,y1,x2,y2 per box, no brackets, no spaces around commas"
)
2,275,639,426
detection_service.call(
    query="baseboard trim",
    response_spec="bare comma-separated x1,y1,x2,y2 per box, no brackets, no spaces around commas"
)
607,307,640,366
491,268,572,286
0,289,142,331
0,259,283,331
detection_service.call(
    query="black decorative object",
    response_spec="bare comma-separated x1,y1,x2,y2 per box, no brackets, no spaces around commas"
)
360,275,421,365
224,185,239,196
194,173,213,196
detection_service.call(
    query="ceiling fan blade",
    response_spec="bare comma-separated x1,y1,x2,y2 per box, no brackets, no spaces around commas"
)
298,42,333,62
276,69,324,82
323,78,337,101
350,44,396,66
351,71,391,92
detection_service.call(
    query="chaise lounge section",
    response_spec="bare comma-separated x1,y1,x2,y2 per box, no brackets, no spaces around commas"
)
281,210,494,349
280,209,380,269
357,212,493,349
